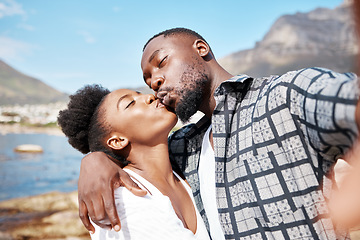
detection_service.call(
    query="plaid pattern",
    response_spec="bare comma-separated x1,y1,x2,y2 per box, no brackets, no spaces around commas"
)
168,68,359,239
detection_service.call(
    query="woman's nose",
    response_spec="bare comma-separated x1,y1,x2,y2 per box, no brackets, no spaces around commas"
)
145,94,156,104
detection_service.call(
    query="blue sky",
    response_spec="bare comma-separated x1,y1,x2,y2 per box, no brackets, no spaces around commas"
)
0,0,344,94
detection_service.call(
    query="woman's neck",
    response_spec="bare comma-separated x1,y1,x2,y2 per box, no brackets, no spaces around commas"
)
124,142,176,187
124,141,197,234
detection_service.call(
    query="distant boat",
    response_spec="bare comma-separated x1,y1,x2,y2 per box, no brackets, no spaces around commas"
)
14,144,43,153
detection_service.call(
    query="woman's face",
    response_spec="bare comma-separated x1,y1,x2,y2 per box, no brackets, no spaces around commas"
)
103,89,178,145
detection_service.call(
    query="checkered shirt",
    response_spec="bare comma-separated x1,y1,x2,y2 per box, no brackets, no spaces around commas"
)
168,67,359,240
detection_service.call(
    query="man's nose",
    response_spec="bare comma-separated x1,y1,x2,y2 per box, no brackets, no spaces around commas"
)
151,77,164,91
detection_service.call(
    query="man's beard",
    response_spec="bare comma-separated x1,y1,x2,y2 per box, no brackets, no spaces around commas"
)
175,70,208,123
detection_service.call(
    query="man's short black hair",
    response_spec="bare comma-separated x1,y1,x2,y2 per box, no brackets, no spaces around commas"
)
143,27,209,52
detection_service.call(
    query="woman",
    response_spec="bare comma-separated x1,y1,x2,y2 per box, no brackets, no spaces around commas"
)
57,84,210,240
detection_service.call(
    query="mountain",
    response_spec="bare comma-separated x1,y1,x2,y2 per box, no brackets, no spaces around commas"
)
0,60,68,105
218,1,358,77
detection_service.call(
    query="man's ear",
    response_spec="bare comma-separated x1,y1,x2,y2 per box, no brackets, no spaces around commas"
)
194,39,210,57
107,135,129,150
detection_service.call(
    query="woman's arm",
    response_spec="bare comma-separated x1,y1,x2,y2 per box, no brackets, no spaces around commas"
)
78,152,147,233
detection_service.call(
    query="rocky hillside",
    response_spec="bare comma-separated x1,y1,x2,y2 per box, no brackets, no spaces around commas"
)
0,60,68,105
219,1,358,77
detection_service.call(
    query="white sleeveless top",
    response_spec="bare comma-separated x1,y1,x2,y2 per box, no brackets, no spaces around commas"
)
90,169,211,240
198,125,225,240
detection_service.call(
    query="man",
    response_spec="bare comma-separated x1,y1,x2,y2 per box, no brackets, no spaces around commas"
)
78,27,359,239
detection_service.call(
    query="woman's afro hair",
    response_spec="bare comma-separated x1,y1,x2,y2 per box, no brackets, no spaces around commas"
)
58,84,110,154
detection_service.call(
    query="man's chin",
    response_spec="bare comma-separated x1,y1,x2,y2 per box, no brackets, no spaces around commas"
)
165,105,176,114
176,105,198,123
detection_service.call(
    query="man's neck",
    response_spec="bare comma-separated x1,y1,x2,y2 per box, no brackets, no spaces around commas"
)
200,68,233,118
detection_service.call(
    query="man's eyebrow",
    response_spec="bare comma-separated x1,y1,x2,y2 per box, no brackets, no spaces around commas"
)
117,94,131,110
148,49,160,63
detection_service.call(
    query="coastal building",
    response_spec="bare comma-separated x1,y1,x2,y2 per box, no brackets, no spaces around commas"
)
0,102,67,125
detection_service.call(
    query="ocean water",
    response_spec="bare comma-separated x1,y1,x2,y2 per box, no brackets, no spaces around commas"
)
0,133,84,201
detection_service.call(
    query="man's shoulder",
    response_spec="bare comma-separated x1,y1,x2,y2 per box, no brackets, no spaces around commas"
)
168,115,210,152
247,67,357,91
169,123,196,140
274,67,357,82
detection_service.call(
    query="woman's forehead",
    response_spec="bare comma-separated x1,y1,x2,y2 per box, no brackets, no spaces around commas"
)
103,89,136,105
111,89,138,97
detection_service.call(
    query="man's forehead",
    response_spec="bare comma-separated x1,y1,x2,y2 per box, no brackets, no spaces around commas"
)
143,36,173,59
147,35,173,48
147,34,189,49
142,34,190,63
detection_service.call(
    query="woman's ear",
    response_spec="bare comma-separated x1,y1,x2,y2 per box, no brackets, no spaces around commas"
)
107,135,129,150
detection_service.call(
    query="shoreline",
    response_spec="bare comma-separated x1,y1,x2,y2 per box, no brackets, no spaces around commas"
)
0,123,64,136
0,191,89,240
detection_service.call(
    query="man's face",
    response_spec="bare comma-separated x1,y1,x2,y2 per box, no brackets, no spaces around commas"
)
141,35,209,122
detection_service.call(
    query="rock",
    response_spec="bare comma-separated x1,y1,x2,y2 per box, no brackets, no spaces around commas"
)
13,144,43,153
0,191,89,240
0,191,78,212
218,1,358,78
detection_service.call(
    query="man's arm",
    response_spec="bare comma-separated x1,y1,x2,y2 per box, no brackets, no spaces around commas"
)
90,185,198,240
78,152,146,233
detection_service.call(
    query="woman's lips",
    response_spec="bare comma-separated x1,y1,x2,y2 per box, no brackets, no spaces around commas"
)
155,99,165,108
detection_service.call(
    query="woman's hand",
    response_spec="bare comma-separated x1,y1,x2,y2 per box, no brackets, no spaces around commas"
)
77,151,147,233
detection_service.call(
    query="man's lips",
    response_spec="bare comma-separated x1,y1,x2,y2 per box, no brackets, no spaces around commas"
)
156,91,175,108
160,94,176,108
155,99,175,113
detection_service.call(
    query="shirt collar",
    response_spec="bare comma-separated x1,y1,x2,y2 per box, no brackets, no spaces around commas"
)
214,74,253,96
183,74,253,138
